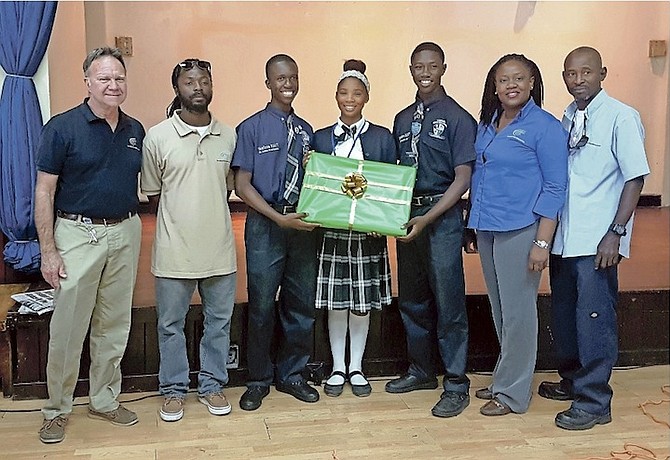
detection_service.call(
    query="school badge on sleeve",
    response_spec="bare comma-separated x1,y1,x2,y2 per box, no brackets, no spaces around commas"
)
296,152,416,237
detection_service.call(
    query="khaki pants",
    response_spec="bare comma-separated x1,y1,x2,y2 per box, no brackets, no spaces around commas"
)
42,215,141,420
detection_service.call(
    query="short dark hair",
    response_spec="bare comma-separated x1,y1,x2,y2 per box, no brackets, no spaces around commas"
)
83,47,125,75
265,54,297,79
411,42,445,64
479,53,544,126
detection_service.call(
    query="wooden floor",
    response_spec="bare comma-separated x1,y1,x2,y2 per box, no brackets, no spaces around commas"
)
131,207,670,307
0,366,667,459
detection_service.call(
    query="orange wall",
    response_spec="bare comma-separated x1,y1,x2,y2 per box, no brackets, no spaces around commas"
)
47,1,670,202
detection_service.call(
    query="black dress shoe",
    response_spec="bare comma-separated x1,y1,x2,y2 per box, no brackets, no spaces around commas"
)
475,387,494,400
431,391,470,418
555,407,611,430
538,381,574,401
239,386,270,411
276,380,320,403
348,371,372,397
324,371,346,397
385,373,438,394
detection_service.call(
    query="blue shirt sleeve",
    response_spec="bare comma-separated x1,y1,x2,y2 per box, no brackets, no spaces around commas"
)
36,121,67,175
532,120,568,220
231,119,256,173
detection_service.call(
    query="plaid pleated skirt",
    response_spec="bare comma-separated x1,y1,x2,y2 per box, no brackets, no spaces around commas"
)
315,229,392,312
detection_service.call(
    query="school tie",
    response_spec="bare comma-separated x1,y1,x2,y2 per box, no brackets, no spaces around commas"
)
283,114,300,205
335,125,356,144
410,102,424,167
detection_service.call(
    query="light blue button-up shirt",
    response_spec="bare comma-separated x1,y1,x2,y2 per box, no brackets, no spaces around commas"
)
552,90,650,258
468,98,568,232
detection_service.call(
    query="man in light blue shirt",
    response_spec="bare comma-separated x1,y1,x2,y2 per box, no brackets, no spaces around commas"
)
539,46,650,431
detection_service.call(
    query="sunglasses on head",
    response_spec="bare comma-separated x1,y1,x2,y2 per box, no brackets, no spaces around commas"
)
178,59,211,72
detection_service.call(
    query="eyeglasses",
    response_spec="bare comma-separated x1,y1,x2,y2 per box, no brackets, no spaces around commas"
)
178,59,211,72
568,116,588,150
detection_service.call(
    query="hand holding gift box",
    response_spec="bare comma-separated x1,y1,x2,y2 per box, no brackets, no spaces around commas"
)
296,152,416,237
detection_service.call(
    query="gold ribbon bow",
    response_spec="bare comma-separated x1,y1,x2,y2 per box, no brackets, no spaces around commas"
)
341,172,368,199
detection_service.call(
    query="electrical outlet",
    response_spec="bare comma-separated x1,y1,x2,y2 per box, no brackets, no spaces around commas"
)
115,36,133,57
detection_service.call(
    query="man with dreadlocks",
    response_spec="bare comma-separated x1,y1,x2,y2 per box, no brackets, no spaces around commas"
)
141,58,237,422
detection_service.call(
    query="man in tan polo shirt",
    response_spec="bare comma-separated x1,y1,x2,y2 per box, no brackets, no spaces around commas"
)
141,58,237,422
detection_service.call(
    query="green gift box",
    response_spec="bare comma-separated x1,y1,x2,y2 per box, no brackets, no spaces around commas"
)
296,152,416,237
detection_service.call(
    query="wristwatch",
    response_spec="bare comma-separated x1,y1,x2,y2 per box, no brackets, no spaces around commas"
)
532,239,550,250
608,223,627,237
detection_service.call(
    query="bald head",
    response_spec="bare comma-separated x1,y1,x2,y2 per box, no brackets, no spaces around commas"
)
564,46,602,69
562,46,607,109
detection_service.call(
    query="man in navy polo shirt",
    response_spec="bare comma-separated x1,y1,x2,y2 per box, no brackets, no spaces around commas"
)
232,54,320,411
386,42,476,419
34,47,144,443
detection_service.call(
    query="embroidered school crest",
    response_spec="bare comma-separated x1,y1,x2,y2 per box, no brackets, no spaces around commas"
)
429,119,447,140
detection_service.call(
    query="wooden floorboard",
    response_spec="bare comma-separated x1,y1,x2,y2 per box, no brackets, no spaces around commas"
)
1,365,668,459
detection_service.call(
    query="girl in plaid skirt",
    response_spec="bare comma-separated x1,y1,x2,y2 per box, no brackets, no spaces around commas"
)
310,60,397,397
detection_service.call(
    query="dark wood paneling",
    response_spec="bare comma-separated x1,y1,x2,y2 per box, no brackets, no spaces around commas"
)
5,289,669,400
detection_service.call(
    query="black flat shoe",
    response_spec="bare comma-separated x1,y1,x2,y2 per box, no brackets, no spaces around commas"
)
555,407,611,430
348,370,372,397
239,386,270,411
324,371,346,397
276,379,320,403
538,381,574,401
385,373,438,394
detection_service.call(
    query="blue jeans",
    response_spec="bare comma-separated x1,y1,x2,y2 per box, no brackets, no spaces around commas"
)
155,274,236,396
396,205,469,393
244,210,318,387
549,255,619,415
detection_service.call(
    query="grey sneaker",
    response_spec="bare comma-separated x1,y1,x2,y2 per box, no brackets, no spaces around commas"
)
160,396,185,422
88,404,138,426
199,391,232,416
39,415,68,444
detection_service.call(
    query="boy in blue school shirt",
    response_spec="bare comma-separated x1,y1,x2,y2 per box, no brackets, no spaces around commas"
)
232,54,320,411
386,42,476,419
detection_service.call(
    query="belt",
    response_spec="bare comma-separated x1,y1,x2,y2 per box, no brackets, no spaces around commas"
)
270,204,297,215
411,194,444,207
56,210,135,226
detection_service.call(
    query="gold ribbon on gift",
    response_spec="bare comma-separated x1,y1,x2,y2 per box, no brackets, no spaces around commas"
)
306,171,413,192
303,163,409,228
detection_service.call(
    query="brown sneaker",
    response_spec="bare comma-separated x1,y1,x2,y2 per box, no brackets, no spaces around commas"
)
88,404,138,426
160,396,184,422
39,415,68,444
198,391,232,416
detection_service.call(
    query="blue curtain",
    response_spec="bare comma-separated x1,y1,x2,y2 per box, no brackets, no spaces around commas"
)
0,1,57,273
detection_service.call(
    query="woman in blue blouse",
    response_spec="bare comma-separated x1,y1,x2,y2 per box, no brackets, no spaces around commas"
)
310,60,397,398
467,54,568,416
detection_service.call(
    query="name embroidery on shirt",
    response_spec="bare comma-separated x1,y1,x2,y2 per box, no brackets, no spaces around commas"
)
258,143,280,154
127,137,140,151
507,129,527,144
428,119,447,140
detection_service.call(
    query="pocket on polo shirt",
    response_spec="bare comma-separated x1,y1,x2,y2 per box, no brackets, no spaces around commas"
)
423,135,451,154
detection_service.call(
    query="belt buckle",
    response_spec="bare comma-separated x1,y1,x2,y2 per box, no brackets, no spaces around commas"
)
82,217,93,225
